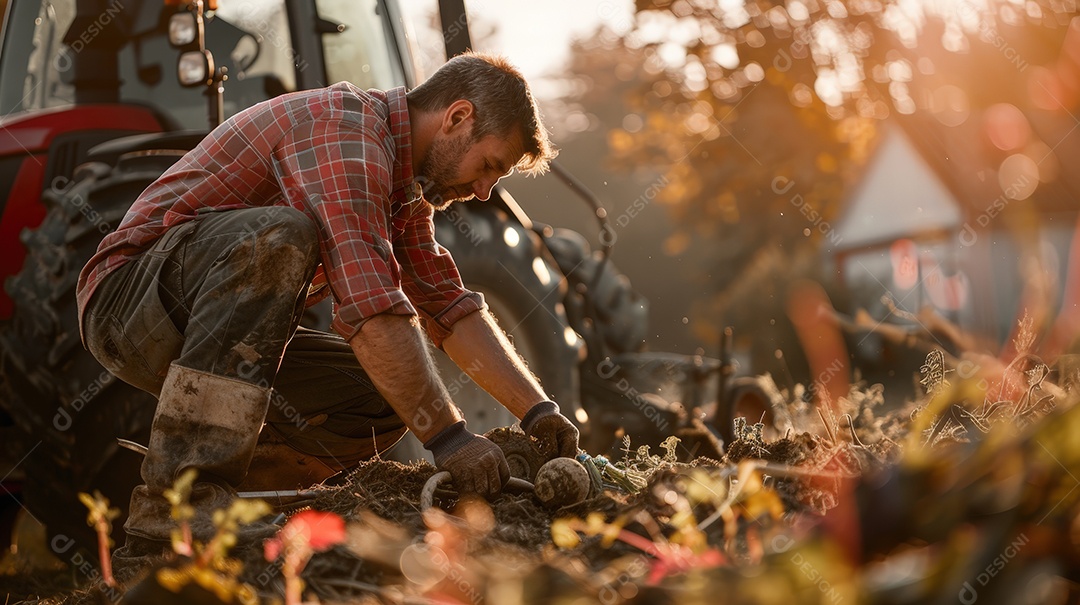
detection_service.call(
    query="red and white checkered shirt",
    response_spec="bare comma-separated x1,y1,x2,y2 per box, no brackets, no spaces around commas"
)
77,83,484,345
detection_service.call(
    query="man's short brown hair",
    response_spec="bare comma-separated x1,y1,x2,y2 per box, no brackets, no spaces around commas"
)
407,52,557,175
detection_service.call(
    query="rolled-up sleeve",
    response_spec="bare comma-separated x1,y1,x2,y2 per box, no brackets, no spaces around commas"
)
394,202,486,347
274,118,416,341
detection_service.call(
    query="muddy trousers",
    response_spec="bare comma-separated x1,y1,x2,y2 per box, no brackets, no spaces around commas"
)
84,207,407,542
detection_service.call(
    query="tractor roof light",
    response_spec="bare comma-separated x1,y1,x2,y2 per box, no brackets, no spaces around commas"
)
178,50,213,86
168,12,199,47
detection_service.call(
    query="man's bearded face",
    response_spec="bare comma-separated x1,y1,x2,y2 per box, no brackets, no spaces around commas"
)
418,132,473,210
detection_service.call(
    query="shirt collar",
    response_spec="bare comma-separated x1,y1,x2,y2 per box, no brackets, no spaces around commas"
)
384,86,423,204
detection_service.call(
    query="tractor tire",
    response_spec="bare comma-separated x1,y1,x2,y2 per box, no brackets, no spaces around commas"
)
0,153,185,561
378,203,586,461
541,227,648,358
539,227,667,455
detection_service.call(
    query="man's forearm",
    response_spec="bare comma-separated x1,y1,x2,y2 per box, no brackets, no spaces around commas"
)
440,309,548,419
350,314,462,443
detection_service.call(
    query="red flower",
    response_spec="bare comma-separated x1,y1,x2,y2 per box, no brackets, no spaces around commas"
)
265,511,346,561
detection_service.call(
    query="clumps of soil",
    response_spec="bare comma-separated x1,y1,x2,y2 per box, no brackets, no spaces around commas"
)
311,457,436,532
721,423,833,514
309,437,569,535
484,494,551,550
484,426,549,481
308,456,559,553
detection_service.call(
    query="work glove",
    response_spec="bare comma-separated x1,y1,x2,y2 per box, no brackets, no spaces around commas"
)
522,400,580,459
424,421,510,498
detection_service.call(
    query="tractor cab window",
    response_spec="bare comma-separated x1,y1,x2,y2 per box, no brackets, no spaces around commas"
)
316,0,403,91
0,1,77,115
212,1,299,93
114,1,300,128
0,0,299,127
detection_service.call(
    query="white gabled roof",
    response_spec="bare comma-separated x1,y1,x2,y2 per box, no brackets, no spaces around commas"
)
832,125,962,250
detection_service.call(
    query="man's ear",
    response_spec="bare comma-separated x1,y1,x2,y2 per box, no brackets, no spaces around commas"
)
441,99,475,135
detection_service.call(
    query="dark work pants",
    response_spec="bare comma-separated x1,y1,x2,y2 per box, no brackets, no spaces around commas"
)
84,206,407,471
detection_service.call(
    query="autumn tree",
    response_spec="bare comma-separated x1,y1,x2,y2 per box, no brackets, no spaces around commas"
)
562,0,1079,386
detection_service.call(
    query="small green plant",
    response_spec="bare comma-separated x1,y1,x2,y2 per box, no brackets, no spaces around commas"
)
552,508,728,584
78,490,120,588
919,349,948,395
154,469,270,603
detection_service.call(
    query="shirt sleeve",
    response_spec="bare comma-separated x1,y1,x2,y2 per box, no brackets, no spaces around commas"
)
394,202,486,347
273,116,416,341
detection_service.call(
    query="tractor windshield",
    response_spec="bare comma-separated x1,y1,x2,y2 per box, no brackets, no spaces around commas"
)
0,0,74,116
314,0,404,91
0,0,407,125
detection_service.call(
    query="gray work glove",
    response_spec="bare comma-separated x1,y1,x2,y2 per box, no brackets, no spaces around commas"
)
424,421,510,498
522,400,580,459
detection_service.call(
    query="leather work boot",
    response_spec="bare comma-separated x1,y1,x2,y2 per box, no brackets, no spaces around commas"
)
113,363,279,583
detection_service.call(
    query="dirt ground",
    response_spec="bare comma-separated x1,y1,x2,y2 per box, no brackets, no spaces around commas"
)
3,353,1080,604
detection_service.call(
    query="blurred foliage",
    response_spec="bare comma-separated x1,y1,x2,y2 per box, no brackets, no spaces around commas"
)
561,0,1078,379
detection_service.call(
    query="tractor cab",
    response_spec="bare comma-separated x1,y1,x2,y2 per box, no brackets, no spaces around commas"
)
0,0,414,123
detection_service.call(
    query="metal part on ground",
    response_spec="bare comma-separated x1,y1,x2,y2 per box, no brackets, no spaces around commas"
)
420,471,535,511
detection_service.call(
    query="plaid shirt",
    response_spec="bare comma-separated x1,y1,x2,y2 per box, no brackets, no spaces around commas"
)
77,84,484,345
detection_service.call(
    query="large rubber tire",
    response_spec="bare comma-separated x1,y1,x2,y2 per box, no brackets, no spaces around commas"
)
379,203,586,461
541,227,648,358
538,226,655,453
0,154,183,561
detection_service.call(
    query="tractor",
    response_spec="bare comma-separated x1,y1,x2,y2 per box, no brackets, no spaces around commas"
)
0,0,744,561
